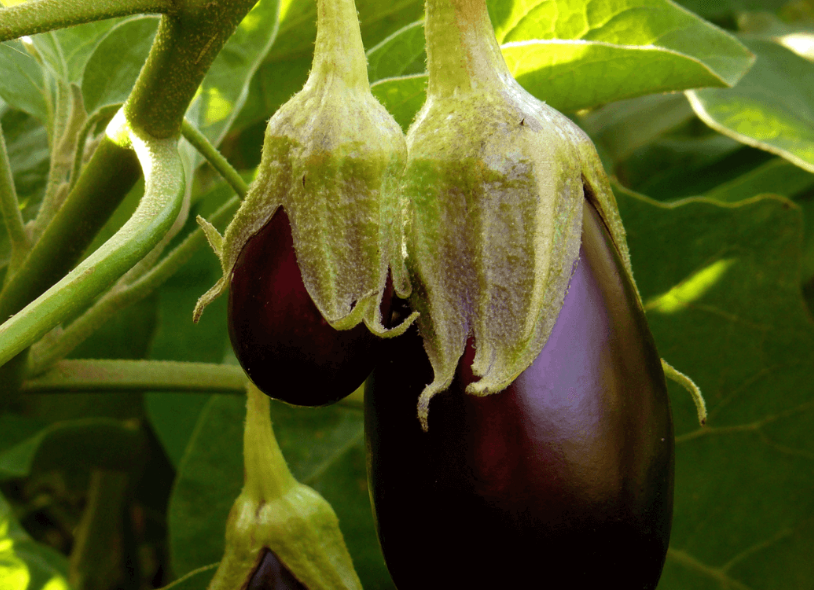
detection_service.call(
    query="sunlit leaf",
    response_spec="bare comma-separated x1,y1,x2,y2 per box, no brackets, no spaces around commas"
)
0,40,47,122
0,492,71,590
81,16,159,113
688,37,814,173
615,187,814,590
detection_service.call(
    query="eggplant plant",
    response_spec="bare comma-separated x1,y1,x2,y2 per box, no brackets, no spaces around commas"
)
0,0,812,589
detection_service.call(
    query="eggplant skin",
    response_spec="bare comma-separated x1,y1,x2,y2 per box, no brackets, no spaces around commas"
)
246,549,307,590
228,208,385,406
365,200,674,589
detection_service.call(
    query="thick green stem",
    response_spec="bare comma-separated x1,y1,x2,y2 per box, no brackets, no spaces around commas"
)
0,122,185,368
23,359,249,393
27,196,239,373
0,0,258,389
425,0,510,96
126,1,258,139
0,0,177,42
0,120,29,264
70,103,121,191
30,83,86,242
181,120,248,198
310,0,369,90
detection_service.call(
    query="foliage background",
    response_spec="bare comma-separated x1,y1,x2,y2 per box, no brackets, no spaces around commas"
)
1,0,814,588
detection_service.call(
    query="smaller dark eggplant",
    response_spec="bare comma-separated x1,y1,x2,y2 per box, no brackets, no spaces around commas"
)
228,207,388,406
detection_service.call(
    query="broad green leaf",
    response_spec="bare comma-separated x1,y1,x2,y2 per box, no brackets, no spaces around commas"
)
0,491,71,590
1,109,49,218
168,393,393,588
580,93,695,162
621,135,760,200
672,0,788,20
187,0,281,146
705,157,814,203
0,41,47,122
168,395,244,580
145,228,230,468
236,0,423,133
366,0,753,130
81,17,159,113
366,20,425,82
688,37,814,173
489,0,756,111
370,74,427,130
615,187,814,589
55,19,129,83
0,418,144,480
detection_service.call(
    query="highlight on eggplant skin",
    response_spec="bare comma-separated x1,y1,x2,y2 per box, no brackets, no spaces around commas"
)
364,199,675,590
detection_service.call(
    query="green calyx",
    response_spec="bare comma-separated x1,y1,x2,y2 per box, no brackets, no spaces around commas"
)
207,384,362,590
407,0,637,430
194,0,416,337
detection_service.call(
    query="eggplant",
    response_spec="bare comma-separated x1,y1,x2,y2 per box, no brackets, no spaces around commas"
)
365,199,674,589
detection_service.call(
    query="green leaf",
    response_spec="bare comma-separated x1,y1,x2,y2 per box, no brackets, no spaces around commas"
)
168,394,392,588
688,37,814,173
615,187,814,589
145,239,230,469
365,0,753,130
580,93,695,163
672,0,788,20
187,0,281,146
0,491,71,590
705,157,814,203
54,18,129,83
0,40,48,122
0,418,144,480
370,74,427,131
366,20,425,82
236,0,423,134
80,16,159,113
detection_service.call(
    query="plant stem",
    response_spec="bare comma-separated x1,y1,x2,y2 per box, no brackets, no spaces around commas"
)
0,0,177,42
310,0,369,90
244,383,297,501
424,0,510,97
70,103,121,191
23,359,249,393
0,124,185,369
28,195,238,373
181,120,248,198
0,120,29,265
30,83,87,243
126,1,259,139
22,359,367,409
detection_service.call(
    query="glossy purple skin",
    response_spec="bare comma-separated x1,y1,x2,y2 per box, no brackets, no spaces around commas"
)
365,200,674,589
246,549,307,590
228,208,385,406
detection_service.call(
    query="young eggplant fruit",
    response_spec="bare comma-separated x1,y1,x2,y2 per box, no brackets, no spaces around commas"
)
208,384,362,590
366,200,674,589
365,0,676,588
399,0,636,429
194,0,414,404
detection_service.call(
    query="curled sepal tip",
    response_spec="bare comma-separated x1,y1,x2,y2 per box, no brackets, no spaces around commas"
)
207,385,362,590
662,359,707,426
407,0,640,430
193,0,412,339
